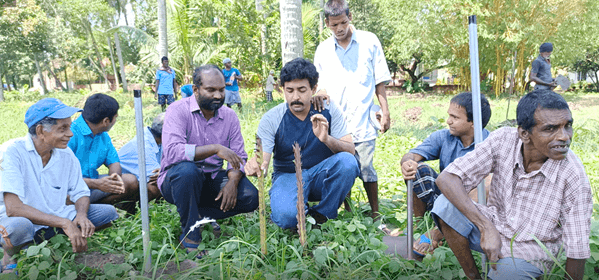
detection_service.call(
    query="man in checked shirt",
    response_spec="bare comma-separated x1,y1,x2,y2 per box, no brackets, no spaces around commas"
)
432,90,591,280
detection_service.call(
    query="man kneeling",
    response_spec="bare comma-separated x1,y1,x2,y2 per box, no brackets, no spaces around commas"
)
433,90,590,280
0,99,118,274
246,58,359,229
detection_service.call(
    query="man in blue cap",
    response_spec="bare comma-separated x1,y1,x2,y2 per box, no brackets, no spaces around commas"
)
530,42,557,90
222,58,244,111
0,98,119,274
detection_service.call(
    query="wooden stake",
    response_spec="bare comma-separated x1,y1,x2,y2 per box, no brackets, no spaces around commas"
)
293,142,307,247
256,136,267,256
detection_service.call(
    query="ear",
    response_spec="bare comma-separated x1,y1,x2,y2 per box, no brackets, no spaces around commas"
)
35,125,46,139
324,18,330,27
518,127,531,144
311,84,318,95
102,117,111,126
348,12,352,21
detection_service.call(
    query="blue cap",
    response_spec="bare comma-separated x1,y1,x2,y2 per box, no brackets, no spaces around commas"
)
223,58,231,64
24,98,82,128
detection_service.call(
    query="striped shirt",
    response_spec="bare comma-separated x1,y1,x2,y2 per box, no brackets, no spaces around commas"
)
445,127,592,272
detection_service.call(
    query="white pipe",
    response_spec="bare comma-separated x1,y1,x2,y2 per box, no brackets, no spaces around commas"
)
134,89,152,272
407,179,414,259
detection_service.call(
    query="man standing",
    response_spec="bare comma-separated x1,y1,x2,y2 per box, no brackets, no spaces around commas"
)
530,42,557,90
158,65,258,258
0,99,118,274
314,0,392,219
155,56,178,112
222,58,243,111
245,58,359,229
432,90,590,280
265,70,276,102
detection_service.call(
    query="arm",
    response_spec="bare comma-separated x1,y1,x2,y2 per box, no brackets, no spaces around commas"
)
400,152,425,180
530,72,557,87
173,80,178,99
154,79,160,95
107,162,122,176
192,144,242,170
311,114,355,154
375,82,391,133
73,196,94,238
235,69,243,81
565,258,585,280
245,152,272,177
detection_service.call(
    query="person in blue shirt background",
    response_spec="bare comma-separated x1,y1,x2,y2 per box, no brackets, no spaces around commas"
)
400,92,492,257
154,56,178,112
222,58,243,111
68,94,139,215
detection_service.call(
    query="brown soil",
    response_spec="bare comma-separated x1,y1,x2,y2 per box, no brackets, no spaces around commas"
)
74,252,125,271
144,259,198,279
404,107,423,123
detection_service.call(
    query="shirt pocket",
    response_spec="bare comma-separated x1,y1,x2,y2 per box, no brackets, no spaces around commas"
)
42,180,68,212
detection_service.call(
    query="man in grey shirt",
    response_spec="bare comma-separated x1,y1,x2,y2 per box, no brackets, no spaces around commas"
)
530,42,557,90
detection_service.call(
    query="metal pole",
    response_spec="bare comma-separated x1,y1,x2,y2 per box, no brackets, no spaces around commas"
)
134,89,152,272
468,15,487,272
407,179,414,260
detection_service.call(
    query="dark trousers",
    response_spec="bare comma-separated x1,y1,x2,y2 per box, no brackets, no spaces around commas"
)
161,161,258,242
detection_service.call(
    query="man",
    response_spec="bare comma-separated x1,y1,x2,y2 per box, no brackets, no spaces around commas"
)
432,90,591,280
0,98,118,274
313,0,392,219
155,56,178,112
265,70,276,102
530,42,557,90
222,58,243,110
117,113,165,202
401,92,491,256
245,58,359,229
158,65,258,257
68,94,139,214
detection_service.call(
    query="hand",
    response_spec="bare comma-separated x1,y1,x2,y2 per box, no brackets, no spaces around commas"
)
63,221,88,253
480,225,504,270
148,168,160,184
401,159,418,180
550,81,558,89
73,215,95,238
311,91,330,112
244,156,268,177
226,81,233,86
216,145,243,170
311,114,329,143
215,179,238,212
96,174,125,194
380,111,391,133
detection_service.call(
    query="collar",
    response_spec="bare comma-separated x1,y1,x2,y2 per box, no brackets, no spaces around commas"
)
333,30,358,49
74,115,93,136
188,98,224,120
513,139,560,184
25,133,58,161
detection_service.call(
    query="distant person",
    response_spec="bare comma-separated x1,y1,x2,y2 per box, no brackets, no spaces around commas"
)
154,56,178,112
117,113,165,202
530,42,557,90
400,92,492,256
159,65,258,258
68,94,139,215
0,98,118,274
245,58,359,229
265,70,276,102
432,90,591,280
222,58,243,111
180,84,194,98
314,0,392,220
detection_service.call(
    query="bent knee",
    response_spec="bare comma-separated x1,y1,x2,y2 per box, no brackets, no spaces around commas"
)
271,207,298,229
336,152,360,174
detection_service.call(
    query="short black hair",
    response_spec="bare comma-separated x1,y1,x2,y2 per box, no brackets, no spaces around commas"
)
280,58,319,89
192,64,224,87
82,93,120,124
28,117,57,136
161,56,168,62
517,89,570,132
450,92,492,128
324,0,350,20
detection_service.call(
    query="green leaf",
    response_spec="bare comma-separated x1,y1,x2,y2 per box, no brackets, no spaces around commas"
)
346,224,357,232
38,261,51,271
26,245,41,257
440,268,453,280
388,260,400,273
28,267,39,280
41,248,51,257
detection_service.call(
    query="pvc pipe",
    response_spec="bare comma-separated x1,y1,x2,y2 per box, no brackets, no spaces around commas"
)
407,179,414,260
134,89,152,272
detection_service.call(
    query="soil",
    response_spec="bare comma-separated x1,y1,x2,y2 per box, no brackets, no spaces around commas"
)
404,107,423,123
74,252,125,271
144,259,198,279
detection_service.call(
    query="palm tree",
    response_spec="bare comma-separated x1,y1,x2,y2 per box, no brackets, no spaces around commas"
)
280,0,304,65
157,0,168,58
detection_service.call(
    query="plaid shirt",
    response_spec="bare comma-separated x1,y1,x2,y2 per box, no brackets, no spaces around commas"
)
445,127,592,272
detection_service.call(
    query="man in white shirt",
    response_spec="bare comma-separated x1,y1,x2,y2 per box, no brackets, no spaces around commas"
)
314,0,392,219
0,98,118,274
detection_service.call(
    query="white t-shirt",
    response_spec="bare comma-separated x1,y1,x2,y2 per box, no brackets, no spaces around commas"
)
0,135,90,232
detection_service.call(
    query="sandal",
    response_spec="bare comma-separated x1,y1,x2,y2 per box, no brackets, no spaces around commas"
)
179,234,209,259
1,263,17,275
412,233,442,257
210,222,221,238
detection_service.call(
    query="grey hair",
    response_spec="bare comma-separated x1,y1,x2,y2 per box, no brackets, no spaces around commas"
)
29,117,57,137
324,0,350,19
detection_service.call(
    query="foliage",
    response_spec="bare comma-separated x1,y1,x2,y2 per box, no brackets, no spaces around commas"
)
571,49,599,92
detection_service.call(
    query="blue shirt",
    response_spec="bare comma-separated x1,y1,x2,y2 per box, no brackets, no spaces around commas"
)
118,127,161,181
257,102,348,174
410,128,490,172
223,68,241,91
0,135,90,233
68,116,120,179
156,69,176,95
180,84,193,98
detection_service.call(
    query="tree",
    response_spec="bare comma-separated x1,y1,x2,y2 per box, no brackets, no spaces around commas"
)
572,49,599,92
280,0,303,65
157,0,168,58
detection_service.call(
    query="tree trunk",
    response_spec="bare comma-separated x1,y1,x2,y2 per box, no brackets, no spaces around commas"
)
114,33,128,92
157,0,168,58
12,74,18,90
64,63,70,91
34,53,48,95
107,36,120,91
280,0,304,66
319,0,324,40
83,19,110,88
0,69,4,102
45,61,66,91
256,0,267,77
6,76,11,91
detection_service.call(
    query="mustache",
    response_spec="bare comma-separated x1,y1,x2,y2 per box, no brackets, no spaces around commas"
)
290,101,304,106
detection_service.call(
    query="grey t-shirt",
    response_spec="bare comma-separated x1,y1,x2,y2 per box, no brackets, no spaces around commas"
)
531,55,553,90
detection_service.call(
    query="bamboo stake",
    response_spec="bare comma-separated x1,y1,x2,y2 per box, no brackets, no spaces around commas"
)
255,136,267,256
293,142,307,247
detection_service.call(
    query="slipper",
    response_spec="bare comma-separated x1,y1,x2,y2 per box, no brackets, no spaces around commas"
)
210,222,221,238
413,233,442,257
186,248,209,260
1,263,17,275
179,234,209,259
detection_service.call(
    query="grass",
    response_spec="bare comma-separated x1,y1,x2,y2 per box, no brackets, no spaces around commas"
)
0,88,598,279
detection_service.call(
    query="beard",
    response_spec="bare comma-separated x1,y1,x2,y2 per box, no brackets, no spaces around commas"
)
199,97,224,111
